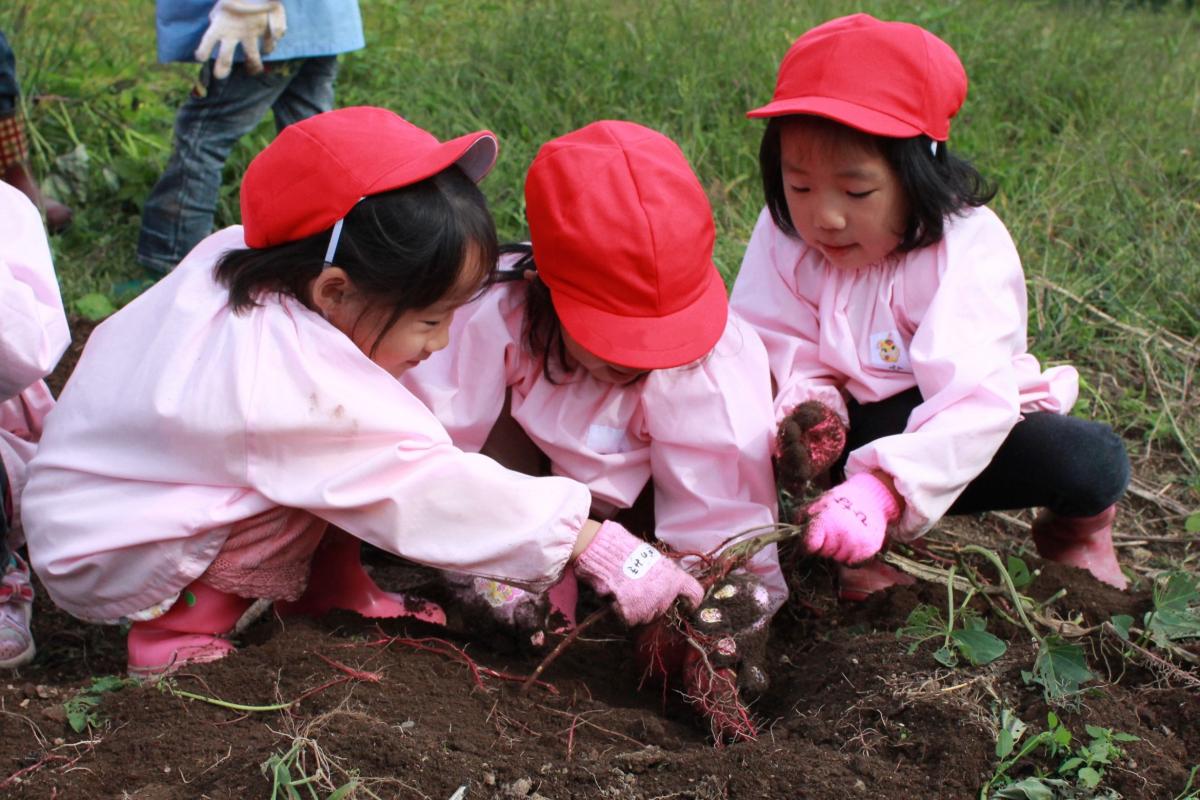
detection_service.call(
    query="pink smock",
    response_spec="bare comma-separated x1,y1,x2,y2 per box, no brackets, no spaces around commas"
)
22,227,590,623
0,183,69,542
400,261,786,608
730,206,1079,539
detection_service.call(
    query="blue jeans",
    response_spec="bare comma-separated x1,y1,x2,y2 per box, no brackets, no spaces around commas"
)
137,56,338,274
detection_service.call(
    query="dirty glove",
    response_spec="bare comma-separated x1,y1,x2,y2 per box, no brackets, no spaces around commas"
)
195,0,288,80
574,521,704,627
776,401,847,496
443,572,552,649
803,472,900,564
634,573,772,743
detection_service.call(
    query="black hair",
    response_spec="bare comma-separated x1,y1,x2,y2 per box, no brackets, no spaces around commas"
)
497,242,572,384
215,165,498,355
758,115,996,251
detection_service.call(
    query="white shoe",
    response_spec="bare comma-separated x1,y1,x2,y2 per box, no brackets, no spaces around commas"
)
0,556,35,668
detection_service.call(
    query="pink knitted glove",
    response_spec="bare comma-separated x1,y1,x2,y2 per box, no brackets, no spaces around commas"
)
804,473,901,564
776,401,848,496
574,521,704,627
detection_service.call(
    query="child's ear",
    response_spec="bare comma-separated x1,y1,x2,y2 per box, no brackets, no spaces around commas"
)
309,266,354,321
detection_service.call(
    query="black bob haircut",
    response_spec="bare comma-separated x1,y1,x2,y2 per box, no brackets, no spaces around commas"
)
758,115,996,251
215,165,498,354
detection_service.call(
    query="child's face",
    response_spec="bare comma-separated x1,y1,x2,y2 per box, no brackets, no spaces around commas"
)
778,121,908,270
349,299,461,378
561,328,649,386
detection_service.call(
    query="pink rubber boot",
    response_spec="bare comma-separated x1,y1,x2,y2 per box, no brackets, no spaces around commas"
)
275,528,446,624
1032,505,1126,590
838,559,916,601
126,581,251,679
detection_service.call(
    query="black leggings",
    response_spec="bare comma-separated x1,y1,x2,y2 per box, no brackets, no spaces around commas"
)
831,388,1130,518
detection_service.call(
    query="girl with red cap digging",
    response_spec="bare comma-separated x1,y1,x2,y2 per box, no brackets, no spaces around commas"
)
731,14,1131,599
402,120,782,739
20,107,702,678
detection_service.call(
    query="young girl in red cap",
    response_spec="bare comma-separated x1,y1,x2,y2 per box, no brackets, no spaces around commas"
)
21,107,702,677
401,120,781,734
0,182,70,668
731,14,1131,599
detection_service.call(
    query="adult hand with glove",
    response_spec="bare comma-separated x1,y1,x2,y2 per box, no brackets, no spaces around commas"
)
195,0,288,80
803,471,902,564
573,521,704,627
776,401,847,497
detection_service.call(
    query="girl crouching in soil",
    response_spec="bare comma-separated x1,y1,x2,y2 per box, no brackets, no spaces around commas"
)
731,15,1131,599
21,107,702,679
403,121,781,740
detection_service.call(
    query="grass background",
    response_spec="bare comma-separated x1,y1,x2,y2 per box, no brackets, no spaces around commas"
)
3,0,1199,503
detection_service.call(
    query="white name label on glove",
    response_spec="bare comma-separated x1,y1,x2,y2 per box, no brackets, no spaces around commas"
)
622,544,661,579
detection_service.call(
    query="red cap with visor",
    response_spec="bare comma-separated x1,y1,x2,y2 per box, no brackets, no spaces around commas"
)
524,121,728,371
241,106,498,249
747,13,967,141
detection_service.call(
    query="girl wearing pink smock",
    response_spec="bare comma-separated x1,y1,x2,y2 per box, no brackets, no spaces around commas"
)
404,121,780,739
0,181,69,667
731,15,1130,599
22,108,701,678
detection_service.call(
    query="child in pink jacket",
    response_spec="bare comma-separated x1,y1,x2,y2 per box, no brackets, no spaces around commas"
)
731,15,1130,599
402,121,781,733
22,107,702,678
0,182,70,667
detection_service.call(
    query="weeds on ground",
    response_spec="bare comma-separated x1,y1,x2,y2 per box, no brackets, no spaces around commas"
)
982,709,1138,799
62,675,135,732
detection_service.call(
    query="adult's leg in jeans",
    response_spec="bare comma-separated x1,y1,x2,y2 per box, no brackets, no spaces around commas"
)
137,61,300,274
270,57,338,131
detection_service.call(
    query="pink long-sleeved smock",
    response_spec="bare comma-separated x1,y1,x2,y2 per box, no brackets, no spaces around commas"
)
1,184,69,539
400,263,786,607
730,206,1078,539
22,227,590,622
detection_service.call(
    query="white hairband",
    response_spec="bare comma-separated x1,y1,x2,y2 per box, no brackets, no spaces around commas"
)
323,217,345,265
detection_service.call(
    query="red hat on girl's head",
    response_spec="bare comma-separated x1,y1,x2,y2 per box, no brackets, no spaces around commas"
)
524,121,728,371
747,13,967,141
241,106,498,248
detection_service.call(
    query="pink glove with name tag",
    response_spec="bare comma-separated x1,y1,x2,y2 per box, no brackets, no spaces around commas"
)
804,472,901,564
574,521,704,627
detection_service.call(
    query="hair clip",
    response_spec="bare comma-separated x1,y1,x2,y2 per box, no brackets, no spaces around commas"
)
322,218,345,267
930,140,939,157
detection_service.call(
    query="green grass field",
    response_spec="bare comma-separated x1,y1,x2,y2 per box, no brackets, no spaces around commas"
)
3,0,1199,498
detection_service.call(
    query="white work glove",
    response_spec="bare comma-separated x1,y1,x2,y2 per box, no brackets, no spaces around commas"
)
195,0,288,80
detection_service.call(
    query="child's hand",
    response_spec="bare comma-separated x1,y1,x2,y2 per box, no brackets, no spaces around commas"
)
776,401,847,496
443,573,553,649
804,472,901,564
573,521,704,627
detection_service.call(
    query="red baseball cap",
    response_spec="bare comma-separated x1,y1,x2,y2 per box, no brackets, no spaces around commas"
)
747,14,967,141
241,106,498,248
524,121,728,371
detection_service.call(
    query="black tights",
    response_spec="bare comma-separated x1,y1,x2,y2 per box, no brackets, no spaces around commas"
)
831,388,1130,518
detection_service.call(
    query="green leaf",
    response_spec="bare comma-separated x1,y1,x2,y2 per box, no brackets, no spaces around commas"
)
1112,732,1140,743
1032,636,1093,701
1109,614,1133,641
952,628,1008,665
997,728,1015,759
993,777,1063,799
1147,572,1200,643
1078,766,1102,788
897,604,948,652
72,292,117,322
1084,724,1105,738
1006,555,1033,589
1185,513,1200,534
933,645,958,667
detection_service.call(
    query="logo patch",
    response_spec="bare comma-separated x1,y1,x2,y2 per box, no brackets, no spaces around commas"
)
586,423,632,454
869,330,911,372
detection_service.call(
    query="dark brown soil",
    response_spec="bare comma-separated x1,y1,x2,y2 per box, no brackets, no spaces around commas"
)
2,318,1197,799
